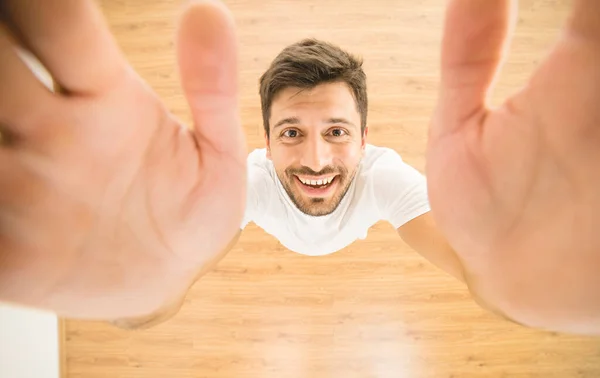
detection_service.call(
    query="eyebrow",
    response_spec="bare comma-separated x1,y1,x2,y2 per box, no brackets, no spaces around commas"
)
273,117,300,129
327,118,356,128
272,117,357,129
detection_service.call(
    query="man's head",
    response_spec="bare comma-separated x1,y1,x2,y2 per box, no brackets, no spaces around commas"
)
259,39,368,216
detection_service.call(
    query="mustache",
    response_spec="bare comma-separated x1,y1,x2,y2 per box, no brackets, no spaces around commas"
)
286,166,341,177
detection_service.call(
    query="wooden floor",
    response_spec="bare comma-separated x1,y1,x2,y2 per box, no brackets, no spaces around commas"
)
64,0,600,377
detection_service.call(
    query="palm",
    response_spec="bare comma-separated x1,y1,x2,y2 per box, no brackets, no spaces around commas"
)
40,73,244,318
0,1,245,319
427,0,600,327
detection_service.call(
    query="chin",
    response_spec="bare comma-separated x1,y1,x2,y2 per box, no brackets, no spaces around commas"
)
281,174,351,216
296,196,340,216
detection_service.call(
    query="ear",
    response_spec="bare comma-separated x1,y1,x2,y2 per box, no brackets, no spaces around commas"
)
361,127,368,149
264,131,272,160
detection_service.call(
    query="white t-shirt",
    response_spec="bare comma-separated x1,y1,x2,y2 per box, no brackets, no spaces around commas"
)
241,144,430,256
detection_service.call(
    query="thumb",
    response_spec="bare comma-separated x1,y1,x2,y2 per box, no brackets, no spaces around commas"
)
176,0,245,162
432,0,516,139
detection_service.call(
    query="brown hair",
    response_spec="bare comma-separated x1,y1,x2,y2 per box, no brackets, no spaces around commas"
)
259,38,367,137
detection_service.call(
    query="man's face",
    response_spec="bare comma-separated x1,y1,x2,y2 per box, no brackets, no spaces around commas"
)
266,81,367,216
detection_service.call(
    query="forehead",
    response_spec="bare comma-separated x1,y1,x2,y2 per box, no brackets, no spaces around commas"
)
270,81,359,122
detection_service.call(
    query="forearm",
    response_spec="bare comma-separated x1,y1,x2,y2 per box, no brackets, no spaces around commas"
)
457,244,600,336
408,241,600,335
397,212,600,334
398,229,466,283
109,229,243,330
397,213,467,283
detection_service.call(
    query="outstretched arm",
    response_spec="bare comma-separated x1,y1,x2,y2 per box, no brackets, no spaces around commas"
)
110,229,242,330
397,213,527,326
0,0,246,320
396,213,465,283
426,0,600,335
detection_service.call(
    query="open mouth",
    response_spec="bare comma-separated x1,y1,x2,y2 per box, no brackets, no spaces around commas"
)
294,175,338,196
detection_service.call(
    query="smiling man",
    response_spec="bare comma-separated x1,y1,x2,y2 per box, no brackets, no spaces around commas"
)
112,38,466,330
241,38,464,279
4,0,599,335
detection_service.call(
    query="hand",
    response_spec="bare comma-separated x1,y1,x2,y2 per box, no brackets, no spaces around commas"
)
0,0,246,320
427,0,600,333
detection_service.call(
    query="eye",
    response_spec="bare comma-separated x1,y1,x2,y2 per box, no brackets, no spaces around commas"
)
329,128,348,137
282,129,300,138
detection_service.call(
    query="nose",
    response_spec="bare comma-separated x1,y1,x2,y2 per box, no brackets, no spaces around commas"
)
300,135,332,173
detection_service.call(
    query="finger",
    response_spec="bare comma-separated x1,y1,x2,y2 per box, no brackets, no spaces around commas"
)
0,23,56,141
176,0,246,163
432,0,516,138
1,0,128,95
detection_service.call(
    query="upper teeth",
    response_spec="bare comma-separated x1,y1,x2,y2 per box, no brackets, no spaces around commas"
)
298,176,335,185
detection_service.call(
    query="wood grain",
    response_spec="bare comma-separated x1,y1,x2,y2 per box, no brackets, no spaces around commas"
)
64,1,600,377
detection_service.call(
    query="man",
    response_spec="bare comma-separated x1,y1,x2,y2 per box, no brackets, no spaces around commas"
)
113,38,467,330
0,0,599,335
116,38,465,330
242,38,464,278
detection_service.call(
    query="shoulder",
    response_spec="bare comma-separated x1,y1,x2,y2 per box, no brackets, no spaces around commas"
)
361,144,426,184
246,148,272,181
361,144,428,209
362,144,405,168
245,148,277,199
361,145,430,227
246,148,269,168
241,148,276,228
